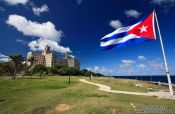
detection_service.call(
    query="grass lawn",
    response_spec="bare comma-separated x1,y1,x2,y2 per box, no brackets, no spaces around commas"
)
0,76,175,114
90,77,170,92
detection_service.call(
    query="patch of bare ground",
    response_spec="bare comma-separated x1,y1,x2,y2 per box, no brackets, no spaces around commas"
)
55,104,71,112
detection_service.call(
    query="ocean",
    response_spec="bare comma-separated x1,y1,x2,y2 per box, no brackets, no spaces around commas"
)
112,75,175,84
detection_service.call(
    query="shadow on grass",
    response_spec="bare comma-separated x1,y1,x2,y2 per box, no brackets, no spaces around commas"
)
28,77,46,80
24,106,46,114
0,76,47,80
0,99,5,102
15,77,47,80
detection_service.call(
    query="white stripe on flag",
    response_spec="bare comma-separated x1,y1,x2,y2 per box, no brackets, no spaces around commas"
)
100,34,141,47
101,22,141,40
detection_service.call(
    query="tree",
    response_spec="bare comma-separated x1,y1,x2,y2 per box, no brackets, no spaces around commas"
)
80,69,104,77
47,67,58,75
33,64,47,77
9,54,23,80
56,66,68,76
0,62,13,76
80,69,92,77
95,73,104,77
69,67,80,76
54,65,65,69
80,69,88,76
0,64,3,77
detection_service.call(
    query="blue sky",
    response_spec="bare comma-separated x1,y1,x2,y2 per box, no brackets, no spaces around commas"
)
0,0,175,76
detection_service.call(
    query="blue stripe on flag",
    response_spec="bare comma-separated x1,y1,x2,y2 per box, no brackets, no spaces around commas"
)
100,16,148,43
101,32,128,42
101,38,152,50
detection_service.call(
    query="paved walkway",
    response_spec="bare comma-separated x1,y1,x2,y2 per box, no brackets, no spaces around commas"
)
79,79,175,100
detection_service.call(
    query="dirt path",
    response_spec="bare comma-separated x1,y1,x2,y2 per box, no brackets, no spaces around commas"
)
79,79,175,100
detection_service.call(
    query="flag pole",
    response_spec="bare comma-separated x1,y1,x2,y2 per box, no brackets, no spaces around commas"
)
154,11,174,96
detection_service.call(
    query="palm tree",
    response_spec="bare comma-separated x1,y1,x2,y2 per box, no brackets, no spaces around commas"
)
28,56,34,68
28,56,34,77
9,54,23,80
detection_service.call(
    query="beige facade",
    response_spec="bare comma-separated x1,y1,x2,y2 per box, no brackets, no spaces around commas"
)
45,53,52,67
27,52,45,66
27,45,80,69
67,58,80,70
45,53,66,67
64,52,80,70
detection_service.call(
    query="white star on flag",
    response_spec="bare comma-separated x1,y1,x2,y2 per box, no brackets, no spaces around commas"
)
139,25,148,33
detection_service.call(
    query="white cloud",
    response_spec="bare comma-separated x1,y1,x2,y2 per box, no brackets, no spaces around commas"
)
116,67,136,75
86,57,173,76
4,0,29,5
151,0,175,5
76,0,82,5
148,60,165,70
124,9,141,18
16,39,28,44
86,67,91,71
7,14,72,54
138,64,146,68
138,56,146,60
87,65,138,76
7,14,62,42
28,38,71,53
120,60,135,67
94,66,105,73
109,20,122,29
120,60,135,68
32,4,49,16
87,66,113,76
70,55,75,58
151,0,175,12
0,53,11,63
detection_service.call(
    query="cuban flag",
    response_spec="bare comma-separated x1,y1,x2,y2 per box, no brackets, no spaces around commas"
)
100,11,156,50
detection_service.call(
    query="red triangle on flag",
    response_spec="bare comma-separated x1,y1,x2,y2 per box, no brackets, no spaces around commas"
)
128,12,156,40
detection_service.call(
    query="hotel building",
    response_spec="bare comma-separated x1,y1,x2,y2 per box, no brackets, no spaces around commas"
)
27,45,80,70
